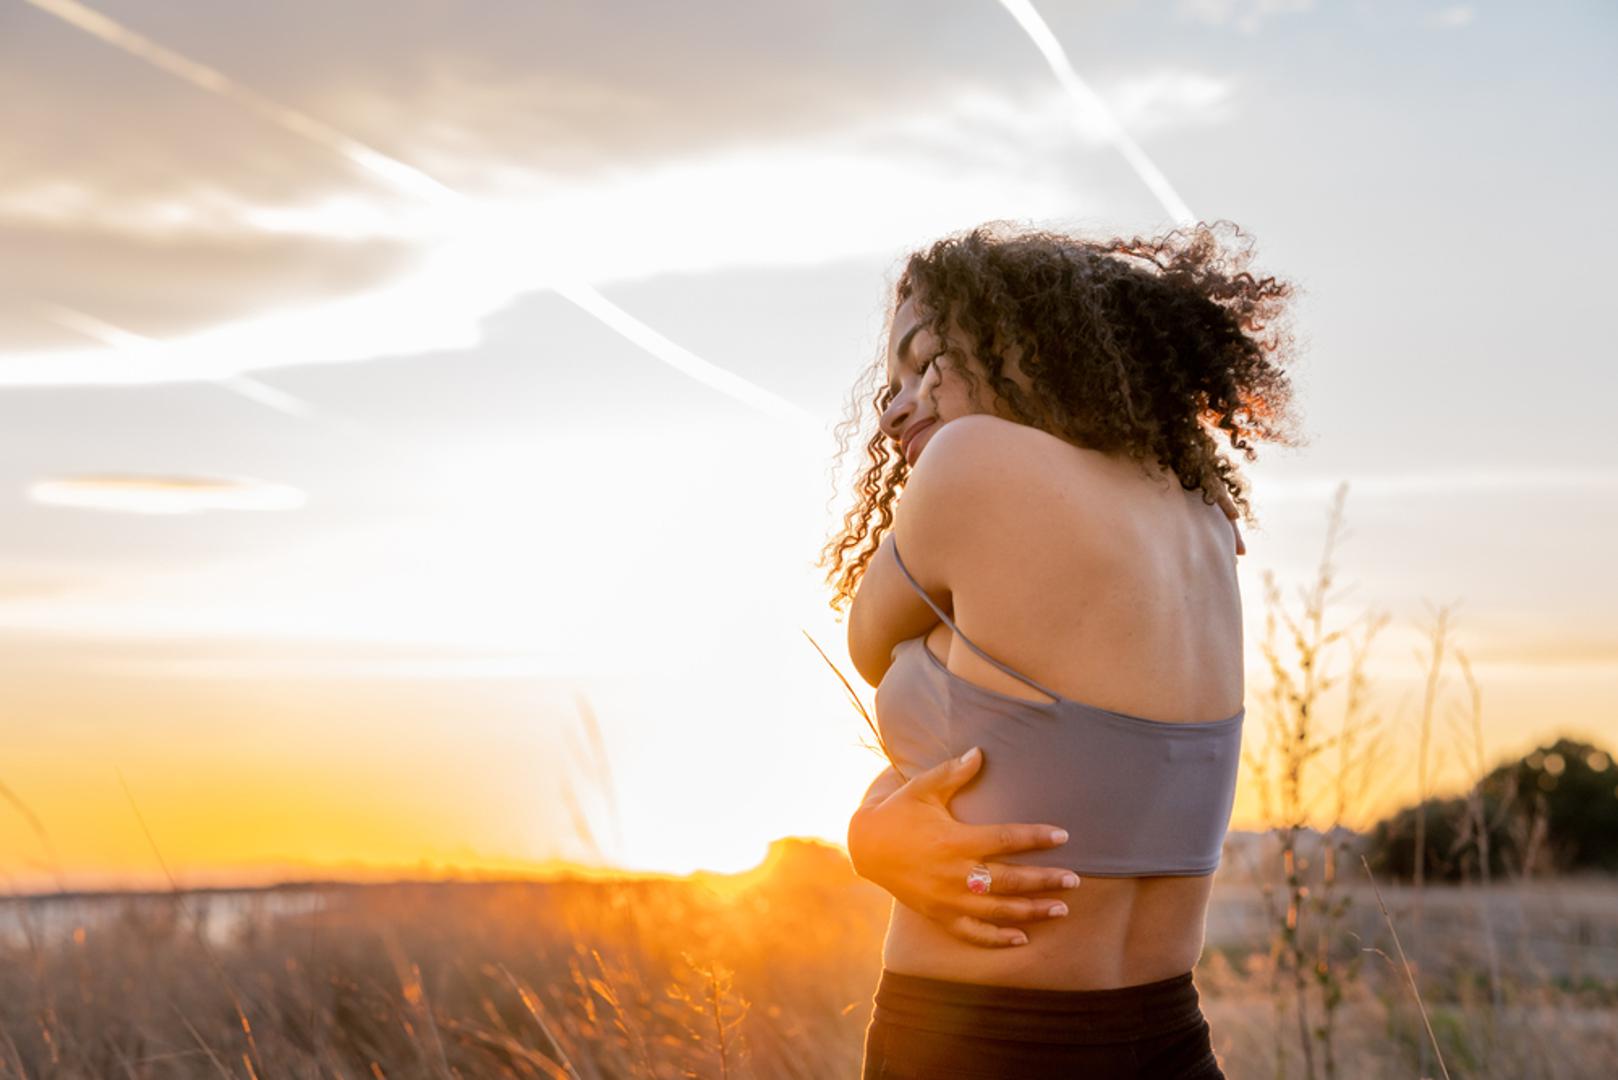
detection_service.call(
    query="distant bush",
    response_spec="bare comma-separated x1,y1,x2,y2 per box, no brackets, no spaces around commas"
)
1365,736,1618,881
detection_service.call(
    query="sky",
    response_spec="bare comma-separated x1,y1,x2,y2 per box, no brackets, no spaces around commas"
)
1,0,1614,893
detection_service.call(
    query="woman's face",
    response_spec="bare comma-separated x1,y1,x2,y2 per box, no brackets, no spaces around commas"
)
878,295,1030,466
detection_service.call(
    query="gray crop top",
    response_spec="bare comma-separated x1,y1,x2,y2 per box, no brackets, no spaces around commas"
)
874,540,1244,877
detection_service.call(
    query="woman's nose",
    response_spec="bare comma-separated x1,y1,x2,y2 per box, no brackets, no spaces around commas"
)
881,401,912,440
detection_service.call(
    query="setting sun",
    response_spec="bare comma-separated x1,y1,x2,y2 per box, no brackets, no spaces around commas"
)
1,3,1614,1074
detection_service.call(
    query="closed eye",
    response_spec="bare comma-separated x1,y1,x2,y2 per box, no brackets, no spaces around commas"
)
882,350,936,402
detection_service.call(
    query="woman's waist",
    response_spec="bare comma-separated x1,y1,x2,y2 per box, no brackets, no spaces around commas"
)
882,888,1209,993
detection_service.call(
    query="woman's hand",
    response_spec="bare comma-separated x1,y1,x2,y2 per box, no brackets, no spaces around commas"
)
847,748,1080,948
1213,488,1247,556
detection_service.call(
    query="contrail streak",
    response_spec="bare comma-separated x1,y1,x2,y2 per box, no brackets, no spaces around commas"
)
993,0,1197,226
20,0,462,207
19,0,812,430
551,282,816,428
26,300,153,351
214,374,332,425
25,298,337,425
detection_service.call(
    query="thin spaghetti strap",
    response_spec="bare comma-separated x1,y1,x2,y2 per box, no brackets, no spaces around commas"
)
889,538,954,626
890,538,1065,703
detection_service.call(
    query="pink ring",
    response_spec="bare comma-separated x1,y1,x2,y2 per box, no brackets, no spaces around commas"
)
966,863,992,895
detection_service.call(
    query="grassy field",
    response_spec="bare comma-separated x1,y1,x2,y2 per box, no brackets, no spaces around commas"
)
3,839,1614,1079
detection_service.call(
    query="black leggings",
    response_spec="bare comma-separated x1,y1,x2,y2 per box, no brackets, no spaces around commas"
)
860,968,1225,1079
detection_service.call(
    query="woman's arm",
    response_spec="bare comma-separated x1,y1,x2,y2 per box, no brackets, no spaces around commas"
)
848,748,1080,948
848,533,951,687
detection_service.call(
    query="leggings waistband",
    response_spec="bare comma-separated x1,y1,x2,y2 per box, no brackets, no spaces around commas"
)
871,969,1206,1045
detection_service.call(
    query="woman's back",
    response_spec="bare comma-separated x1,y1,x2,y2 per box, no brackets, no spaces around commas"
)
938,422,1243,722
879,418,1245,990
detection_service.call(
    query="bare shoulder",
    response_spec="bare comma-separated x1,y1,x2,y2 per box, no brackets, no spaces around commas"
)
907,414,1094,495
926,412,1116,487
903,415,1115,549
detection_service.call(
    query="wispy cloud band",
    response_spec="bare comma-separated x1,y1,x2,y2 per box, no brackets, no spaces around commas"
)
27,474,306,514
1259,470,1618,502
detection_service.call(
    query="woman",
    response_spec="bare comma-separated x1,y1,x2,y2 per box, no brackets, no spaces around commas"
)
819,220,1297,1078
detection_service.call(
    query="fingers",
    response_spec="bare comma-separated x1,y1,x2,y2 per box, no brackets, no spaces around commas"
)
956,821,1070,859
927,859,1081,948
1212,488,1247,555
981,861,1082,895
944,914,1030,948
927,875,1075,949
961,893,1070,925
906,746,984,805
944,862,1078,924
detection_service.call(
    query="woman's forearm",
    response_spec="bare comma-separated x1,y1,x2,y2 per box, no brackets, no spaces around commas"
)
849,765,905,884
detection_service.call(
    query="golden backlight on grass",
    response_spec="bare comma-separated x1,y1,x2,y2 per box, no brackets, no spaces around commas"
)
0,0,1609,1072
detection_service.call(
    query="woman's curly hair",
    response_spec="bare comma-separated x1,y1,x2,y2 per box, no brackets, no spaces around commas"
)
818,218,1302,613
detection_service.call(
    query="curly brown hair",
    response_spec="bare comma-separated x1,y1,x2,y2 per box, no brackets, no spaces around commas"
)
818,218,1302,613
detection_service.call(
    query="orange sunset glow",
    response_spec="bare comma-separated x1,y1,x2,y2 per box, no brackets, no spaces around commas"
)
1,0,1613,906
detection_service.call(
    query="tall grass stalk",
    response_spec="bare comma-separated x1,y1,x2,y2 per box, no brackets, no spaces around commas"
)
588,947,656,1077
669,956,750,1080
1312,608,1389,1080
1246,484,1392,1079
802,628,908,781
498,962,585,1080
1450,649,1504,1050
115,769,265,1080
1359,855,1452,1080
1410,603,1455,1079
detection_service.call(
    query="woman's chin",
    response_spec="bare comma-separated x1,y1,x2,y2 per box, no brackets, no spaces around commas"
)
906,426,940,466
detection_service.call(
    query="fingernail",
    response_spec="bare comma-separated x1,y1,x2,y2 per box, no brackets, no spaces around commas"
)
1050,829,1068,844
1061,874,1080,889
1009,933,1028,946
1049,903,1068,917
959,747,979,764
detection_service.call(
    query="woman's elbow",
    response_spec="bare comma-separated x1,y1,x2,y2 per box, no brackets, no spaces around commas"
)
847,613,893,687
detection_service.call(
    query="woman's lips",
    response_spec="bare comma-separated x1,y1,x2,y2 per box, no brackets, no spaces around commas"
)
903,419,936,465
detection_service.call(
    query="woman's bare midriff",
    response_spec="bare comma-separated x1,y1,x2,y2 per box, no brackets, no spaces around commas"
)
882,873,1215,990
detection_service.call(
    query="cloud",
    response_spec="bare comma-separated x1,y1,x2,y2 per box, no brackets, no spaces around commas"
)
0,0,1238,388
1108,70,1237,134
1426,5,1476,30
27,474,305,514
1,77,1234,388
3,1,1043,211
1257,469,1618,502
0,135,1089,387
1175,0,1316,34
0,219,419,347
83,653,580,682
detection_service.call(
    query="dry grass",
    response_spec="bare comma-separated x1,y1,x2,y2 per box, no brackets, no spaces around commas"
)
1229,483,1618,1080
0,845,888,1079
2,857,1614,1078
